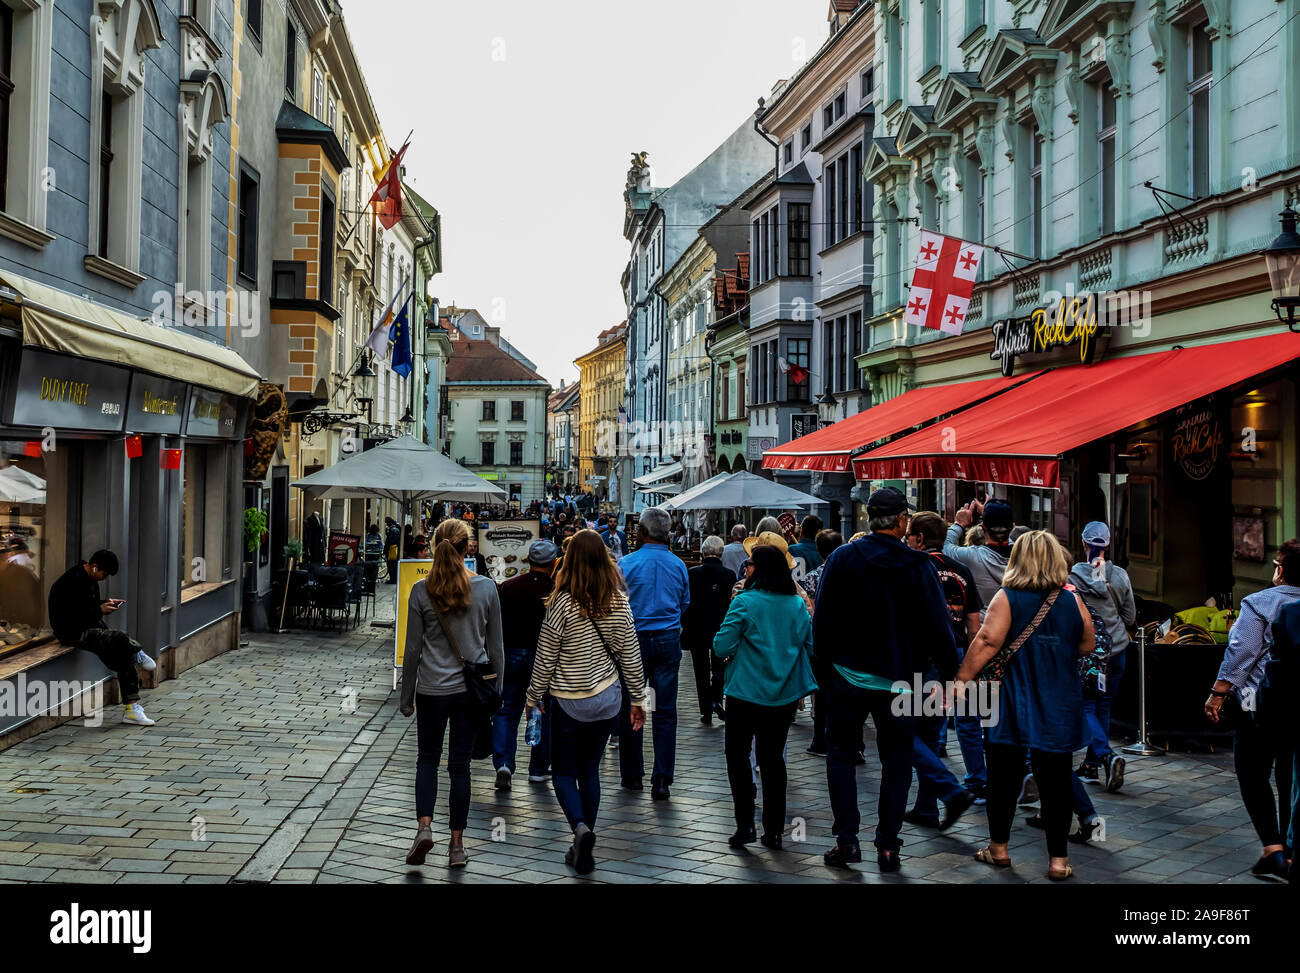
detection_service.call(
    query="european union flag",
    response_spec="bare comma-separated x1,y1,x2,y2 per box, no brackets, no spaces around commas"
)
390,297,413,378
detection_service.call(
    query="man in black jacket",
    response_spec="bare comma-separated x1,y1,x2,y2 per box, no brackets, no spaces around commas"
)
682,535,734,725
814,488,958,872
47,550,157,726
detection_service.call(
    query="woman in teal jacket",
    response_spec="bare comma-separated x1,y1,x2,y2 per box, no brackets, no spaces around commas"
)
714,545,818,850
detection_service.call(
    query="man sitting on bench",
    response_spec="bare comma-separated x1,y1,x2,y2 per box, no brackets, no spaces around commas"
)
48,549,158,727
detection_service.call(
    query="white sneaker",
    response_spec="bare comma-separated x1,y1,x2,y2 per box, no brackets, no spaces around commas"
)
122,703,156,726
135,650,157,672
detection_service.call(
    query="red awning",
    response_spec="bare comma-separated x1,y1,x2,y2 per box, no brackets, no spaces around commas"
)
852,332,1300,489
762,374,1038,472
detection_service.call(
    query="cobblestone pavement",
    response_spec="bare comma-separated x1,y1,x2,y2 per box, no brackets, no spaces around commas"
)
0,598,1280,885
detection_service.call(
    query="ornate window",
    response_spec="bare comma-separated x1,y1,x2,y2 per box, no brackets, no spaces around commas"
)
86,0,164,285
0,0,55,248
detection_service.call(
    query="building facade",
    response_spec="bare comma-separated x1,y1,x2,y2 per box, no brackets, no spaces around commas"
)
750,1,877,529
621,118,771,511
776,0,1300,609
444,326,549,505
574,323,627,509
0,0,264,743
546,380,581,494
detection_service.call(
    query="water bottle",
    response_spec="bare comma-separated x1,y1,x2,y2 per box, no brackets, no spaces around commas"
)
526,707,543,746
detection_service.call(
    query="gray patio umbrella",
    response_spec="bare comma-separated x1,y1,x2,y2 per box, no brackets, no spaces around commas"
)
662,471,820,512
291,435,507,504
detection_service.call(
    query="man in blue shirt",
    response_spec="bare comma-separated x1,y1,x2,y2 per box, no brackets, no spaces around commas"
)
618,506,690,799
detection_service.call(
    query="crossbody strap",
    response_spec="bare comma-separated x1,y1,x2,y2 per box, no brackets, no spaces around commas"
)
586,614,626,690
432,603,489,674
1005,589,1061,658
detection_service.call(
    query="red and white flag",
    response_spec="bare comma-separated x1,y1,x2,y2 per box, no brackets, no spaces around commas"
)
777,356,809,385
367,139,410,231
903,231,984,336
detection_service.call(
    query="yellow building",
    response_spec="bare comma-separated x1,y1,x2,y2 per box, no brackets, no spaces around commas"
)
574,323,627,504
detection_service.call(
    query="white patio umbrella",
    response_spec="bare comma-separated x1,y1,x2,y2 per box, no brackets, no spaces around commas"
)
0,465,46,504
291,435,507,505
661,471,730,511
663,471,820,512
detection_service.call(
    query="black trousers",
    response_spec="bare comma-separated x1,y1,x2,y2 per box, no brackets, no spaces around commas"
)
80,628,142,704
986,743,1073,858
415,692,476,829
687,644,724,718
725,698,797,837
1233,703,1294,849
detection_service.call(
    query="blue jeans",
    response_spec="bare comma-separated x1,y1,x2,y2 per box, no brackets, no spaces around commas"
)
618,628,681,785
911,713,965,819
826,674,915,852
491,647,551,776
1084,650,1127,763
550,702,616,832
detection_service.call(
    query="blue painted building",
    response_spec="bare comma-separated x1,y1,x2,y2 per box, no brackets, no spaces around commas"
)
0,0,261,745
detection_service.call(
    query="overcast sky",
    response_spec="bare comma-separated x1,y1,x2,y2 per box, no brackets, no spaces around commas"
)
348,0,830,388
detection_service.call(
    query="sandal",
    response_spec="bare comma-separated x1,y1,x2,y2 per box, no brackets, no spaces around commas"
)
975,846,1012,868
1048,863,1074,881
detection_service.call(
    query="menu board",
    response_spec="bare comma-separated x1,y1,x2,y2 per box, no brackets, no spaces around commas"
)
478,520,540,583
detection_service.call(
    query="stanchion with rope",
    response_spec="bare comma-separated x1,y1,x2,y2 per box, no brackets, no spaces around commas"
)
1123,624,1165,756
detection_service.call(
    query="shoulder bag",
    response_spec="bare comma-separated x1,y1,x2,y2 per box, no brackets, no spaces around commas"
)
979,589,1061,682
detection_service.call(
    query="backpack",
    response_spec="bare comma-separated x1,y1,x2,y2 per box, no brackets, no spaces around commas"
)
1079,600,1112,698
927,553,969,631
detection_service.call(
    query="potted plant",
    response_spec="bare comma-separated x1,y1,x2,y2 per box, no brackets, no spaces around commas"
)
284,537,304,563
243,507,268,555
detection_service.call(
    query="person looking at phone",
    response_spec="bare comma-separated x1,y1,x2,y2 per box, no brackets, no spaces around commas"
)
48,550,158,726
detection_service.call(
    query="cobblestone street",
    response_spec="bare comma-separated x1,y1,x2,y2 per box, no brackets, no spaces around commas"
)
0,602,1277,885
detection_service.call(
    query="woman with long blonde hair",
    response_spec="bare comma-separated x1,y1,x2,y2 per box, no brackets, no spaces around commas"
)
527,529,647,875
957,530,1094,881
399,518,503,870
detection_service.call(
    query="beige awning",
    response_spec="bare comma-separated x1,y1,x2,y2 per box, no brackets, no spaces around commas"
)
0,270,261,398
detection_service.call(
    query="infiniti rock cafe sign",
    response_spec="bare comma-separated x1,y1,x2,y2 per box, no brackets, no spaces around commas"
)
990,297,1103,377
4,349,129,432
1171,402,1225,481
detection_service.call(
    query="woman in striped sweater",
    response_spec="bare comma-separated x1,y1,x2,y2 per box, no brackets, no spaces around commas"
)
527,529,647,875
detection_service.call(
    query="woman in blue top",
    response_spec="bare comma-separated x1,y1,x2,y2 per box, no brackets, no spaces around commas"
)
956,530,1094,881
714,545,818,850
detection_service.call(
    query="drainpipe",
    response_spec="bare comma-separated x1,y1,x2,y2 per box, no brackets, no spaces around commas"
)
754,99,779,170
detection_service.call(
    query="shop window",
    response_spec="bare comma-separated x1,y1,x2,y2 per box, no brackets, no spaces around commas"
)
0,443,52,654
1127,476,1155,559
180,445,231,594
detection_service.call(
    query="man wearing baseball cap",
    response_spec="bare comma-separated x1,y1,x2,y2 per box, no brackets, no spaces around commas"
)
947,497,1017,608
1068,521,1136,793
814,486,958,872
492,539,561,791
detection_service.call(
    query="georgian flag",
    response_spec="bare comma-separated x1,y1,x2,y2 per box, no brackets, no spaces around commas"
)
905,231,985,336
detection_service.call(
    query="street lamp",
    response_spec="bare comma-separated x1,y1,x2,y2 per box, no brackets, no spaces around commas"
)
399,406,415,434
816,388,838,426
1263,206,1300,332
353,354,376,421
